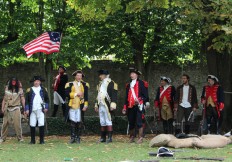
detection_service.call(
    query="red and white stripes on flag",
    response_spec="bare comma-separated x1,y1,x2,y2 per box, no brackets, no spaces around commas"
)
23,32,61,58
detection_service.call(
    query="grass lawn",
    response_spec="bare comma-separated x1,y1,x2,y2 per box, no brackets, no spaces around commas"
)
0,135,232,162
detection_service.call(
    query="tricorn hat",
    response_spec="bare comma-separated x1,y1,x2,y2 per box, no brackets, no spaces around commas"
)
157,147,174,157
30,76,45,82
207,75,219,82
129,67,142,75
58,65,66,71
160,76,171,83
72,70,85,77
98,69,109,75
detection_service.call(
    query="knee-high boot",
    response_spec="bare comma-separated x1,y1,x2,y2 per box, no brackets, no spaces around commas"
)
185,125,190,134
30,127,36,144
168,119,173,134
129,129,135,143
39,126,45,144
75,122,81,144
99,126,107,142
69,122,76,144
62,104,66,117
106,126,113,143
163,120,168,134
52,104,59,117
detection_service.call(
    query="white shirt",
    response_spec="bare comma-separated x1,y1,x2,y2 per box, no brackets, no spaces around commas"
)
180,85,191,108
32,86,43,111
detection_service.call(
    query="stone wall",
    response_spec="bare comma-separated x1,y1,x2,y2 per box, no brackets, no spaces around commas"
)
0,61,208,117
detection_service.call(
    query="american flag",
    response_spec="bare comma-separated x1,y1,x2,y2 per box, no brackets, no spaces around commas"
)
23,32,61,58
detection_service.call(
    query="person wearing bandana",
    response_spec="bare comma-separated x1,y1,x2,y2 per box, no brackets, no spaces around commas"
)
154,77,175,134
52,65,68,117
174,74,198,135
201,75,224,134
95,70,118,143
25,76,49,144
122,68,148,144
65,70,89,144
0,77,25,143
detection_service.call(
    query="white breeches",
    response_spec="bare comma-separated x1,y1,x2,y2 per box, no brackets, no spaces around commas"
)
99,103,112,126
69,108,81,123
53,91,64,105
30,109,44,127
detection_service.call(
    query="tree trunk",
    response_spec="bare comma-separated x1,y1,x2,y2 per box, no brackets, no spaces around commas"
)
45,58,53,113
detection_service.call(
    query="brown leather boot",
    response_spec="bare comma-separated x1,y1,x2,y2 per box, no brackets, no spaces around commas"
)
129,129,135,143
137,128,143,144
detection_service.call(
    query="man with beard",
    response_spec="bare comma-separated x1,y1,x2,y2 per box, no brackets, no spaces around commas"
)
95,70,118,143
201,75,224,134
52,65,68,117
174,74,198,135
154,76,175,134
0,77,25,143
65,70,89,144
122,68,148,144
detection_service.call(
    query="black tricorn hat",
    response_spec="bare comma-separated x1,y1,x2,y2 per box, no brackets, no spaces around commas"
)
30,76,45,82
207,75,219,82
72,70,85,77
58,65,66,71
157,147,174,157
129,67,142,75
98,69,109,75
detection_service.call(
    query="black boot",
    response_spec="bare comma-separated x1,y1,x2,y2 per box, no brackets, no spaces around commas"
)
168,119,173,134
75,122,81,144
185,125,190,134
163,121,168,134
100,131,107,142
39,126,45,144
29,127,36,144
52,104,59,117
106,131,113,143
106,126,113,143
99,126,106,142
175,129,181,136
69,122,76,144
62,104,66,117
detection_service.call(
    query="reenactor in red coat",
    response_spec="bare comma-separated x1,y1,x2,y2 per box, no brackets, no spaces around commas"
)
154,76,175,134
122,68,148,144
201,75,224,134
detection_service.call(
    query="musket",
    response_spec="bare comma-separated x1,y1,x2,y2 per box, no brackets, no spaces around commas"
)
143,109,154,134
187,111,194,122
199,104,206,136
64,97,70,123
41,102,49,134
177,157,224,161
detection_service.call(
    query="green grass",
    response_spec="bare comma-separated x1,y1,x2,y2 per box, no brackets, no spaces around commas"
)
0,135,231,162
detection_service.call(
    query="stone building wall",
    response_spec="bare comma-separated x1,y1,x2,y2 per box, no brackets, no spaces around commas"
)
0,61,208,117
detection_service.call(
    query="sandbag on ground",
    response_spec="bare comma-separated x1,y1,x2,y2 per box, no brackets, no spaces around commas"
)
167,137,201,148
193,137,229,149
201,134,231,144
149,134,176,148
